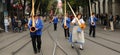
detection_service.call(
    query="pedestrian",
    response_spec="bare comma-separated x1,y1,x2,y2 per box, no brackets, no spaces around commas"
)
14,16,19,32
89,13,98,38
71,13,86,50
62,13,71,39
28,15,43,54
8,16,12,30
11,16,16,32
109,13,114,31
113,15,117,29
103,14,108,30
17,19,22,32
116,15,120,25
52,15,58,31
4,16,9,32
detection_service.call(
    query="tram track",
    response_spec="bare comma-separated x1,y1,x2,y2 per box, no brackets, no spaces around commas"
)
0,33,29,51
85,26,120,45
47,23,81,55
0,33,19,43
47,27,68,55
11,23,51,55
84,31,120,53
85,31,120,45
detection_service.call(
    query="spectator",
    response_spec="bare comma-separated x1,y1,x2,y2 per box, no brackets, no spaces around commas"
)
4,16,9,32
109,13,114,31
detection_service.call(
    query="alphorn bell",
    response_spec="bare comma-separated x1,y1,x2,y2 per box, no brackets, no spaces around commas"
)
30,0,36,32
67,2,86,29
64,0,68,29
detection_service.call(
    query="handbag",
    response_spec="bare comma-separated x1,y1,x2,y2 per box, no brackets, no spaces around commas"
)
77,27,81,33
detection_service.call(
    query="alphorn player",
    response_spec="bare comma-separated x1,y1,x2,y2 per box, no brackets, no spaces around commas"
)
71,13,85,50
62,0,71,39
88,0,98,38
62,13,71,39
67,2,86,50
88,13,98,38
28,0,43,54
52,15,58,31
28,15,43,54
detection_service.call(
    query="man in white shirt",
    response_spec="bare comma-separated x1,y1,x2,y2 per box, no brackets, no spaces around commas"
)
4,16,9,32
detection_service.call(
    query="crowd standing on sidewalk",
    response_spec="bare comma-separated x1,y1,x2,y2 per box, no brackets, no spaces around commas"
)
96,13,120,31
3,15,29,33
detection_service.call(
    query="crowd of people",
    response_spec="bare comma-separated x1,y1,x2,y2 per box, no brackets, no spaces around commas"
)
4,16,28,32
96,13,120,31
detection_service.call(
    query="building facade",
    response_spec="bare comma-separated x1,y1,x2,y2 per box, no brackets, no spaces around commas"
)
92,0,120,16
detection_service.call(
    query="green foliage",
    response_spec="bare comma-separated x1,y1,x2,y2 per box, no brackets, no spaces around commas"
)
25,0,97,15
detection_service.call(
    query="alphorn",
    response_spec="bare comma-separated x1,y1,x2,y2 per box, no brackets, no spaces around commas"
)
89,0,92,15
67,2,86,29
30,0,36,32
89,0,95,25
64,0,68,29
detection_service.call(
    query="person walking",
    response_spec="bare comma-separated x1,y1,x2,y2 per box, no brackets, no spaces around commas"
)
109,13,114,31
89,13,98,38
28,15,43,54
71,13,86,50
103,14,108,30
62,13,71,39
4,16,9,32
52,15,58,31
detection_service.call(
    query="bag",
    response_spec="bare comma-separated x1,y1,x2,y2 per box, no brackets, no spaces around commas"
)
77,27,81,33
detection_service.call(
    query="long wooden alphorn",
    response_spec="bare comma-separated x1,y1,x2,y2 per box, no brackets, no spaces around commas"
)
30,0,36,32
89,0,92,15
89,0,95,25
64,0,68,29
67,2,81,25
67,2,86,29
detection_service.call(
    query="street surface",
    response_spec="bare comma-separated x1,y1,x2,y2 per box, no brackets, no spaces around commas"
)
0,22,120,55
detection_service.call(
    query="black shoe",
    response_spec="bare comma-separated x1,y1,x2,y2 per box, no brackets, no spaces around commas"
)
38,50,40,53
71,44,74,48
65,37,67,39
89,34,91,37
71,46,74,48
34,51,37,54
79,48,84,50
93,36,95,38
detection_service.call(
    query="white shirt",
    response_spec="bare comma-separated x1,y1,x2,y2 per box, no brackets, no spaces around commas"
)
72,18,85,25
4,18,9,26
91,16,94,23
90,16,95,25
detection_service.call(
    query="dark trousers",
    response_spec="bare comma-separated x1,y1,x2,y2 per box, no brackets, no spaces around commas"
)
64,28,70,37
54,23,57,31
31,35,41,53
89,25,96,37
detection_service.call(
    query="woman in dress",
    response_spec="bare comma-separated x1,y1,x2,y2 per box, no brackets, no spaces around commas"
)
71,13,86,50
